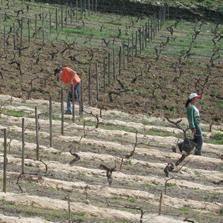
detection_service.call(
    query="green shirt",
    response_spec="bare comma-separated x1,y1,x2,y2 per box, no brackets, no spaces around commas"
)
186,104,200,129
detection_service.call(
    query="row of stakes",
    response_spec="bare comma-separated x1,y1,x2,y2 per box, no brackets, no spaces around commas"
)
1,87,83,192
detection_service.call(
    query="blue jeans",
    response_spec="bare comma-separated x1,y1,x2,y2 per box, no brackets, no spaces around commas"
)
66,82,82,114
193,125,203,154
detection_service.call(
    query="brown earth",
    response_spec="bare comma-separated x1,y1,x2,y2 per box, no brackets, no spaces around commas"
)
0,37,222,124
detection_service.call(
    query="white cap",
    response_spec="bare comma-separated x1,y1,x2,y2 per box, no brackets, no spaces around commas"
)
188,93,202,100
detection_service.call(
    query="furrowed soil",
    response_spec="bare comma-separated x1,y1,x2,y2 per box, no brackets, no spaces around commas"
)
0,95,222,223
0,1,223,222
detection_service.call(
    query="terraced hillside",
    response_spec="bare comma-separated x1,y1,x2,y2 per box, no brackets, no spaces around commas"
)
0,94,222,223
0,0,223,122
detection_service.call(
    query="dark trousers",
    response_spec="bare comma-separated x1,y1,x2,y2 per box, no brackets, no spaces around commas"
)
66,82,83,114
193,125,203,154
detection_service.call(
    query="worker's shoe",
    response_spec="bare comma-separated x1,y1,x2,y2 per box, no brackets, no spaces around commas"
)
64,110,72,115
194,150,202,156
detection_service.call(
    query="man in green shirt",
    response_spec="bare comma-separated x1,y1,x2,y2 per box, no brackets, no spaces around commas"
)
185,93,203,155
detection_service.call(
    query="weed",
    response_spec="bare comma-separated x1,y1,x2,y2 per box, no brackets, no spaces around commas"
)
145,129,174,137
217,100,223,109
179,206,190,214
127,197,136,203
166,182,177,187
4,109,26,117
209,132,223,144
0,200,86,222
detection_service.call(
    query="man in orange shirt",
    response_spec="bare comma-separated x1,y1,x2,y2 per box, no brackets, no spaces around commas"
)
55,66,82,115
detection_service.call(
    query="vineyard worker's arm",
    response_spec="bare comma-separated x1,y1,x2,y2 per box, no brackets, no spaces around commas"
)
187,105,195,130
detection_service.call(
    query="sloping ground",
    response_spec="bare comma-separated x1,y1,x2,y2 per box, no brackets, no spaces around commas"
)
0,94,223,223
0,0,222,121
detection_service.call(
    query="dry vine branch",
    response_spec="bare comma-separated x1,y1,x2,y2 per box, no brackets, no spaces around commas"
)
60,40,76,54
69,150,80,165
84,185,90,201
40,159,48,173
16,173,43,193
100,163,116,186
83,111,100,128
119,131,138,170
66,194,71,223
105,200,145,223
16,173,24,193
158,191,163,215
212,180,223,185
68,138,82,165
183,218,195,223
125,131,138,159
164,177,174,194
131,70,143,83
6,135,12,152
102,38,110,47
164,118,196,176
0,99,13,116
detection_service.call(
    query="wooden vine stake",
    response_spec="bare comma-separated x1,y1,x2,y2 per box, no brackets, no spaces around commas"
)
3,25,6,51
61,5,64,30
112,48,116,80
20,18,23,54
122,43,125,69
88,65,91,105
107,52,111,85
55,8,58,32
139,28,142,54
135,30,138,56
21,118,25,174
80,80,84,116
3,129,7,192
127,38,130,64
35,14,37,39
12,24,15,49
96,62,99,102
41,13,45,45
158,191,163,215
119,46,122,76
60,88,64,135
49,96,53,147
67,194,71,223
27,18,31,43
35,106,40,160
103,58,107,92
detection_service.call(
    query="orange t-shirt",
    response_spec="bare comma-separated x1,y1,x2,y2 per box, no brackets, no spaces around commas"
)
60,67,81,87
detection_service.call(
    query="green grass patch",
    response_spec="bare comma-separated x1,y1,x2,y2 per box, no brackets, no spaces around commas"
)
145,128,175,137
81,119,176,138
217,100,223,109
209,132,223,145
4,109,26,117
166,182,177,187
127,197,136,203
179,206,190,214
0,199,86,222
